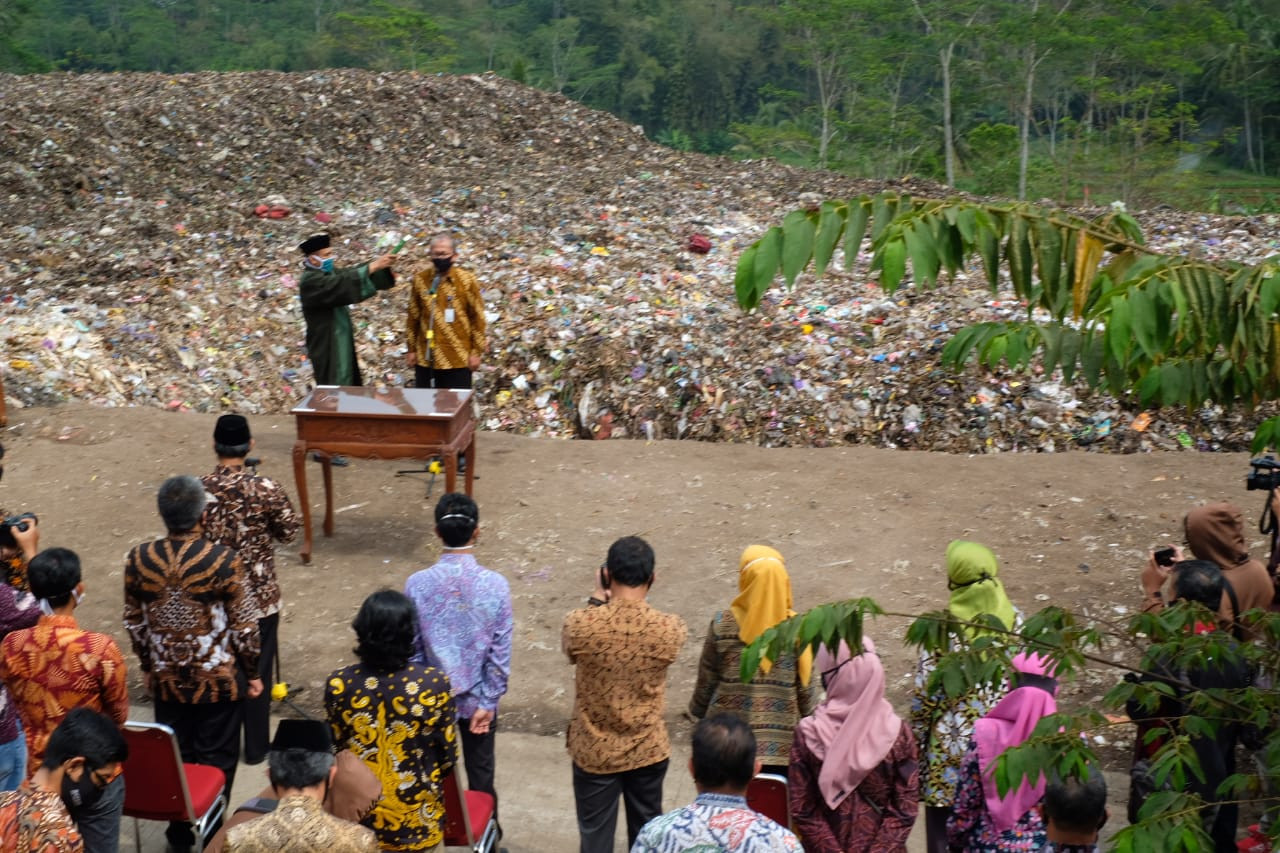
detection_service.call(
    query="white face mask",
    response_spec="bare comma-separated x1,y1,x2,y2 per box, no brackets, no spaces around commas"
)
73,589,83,606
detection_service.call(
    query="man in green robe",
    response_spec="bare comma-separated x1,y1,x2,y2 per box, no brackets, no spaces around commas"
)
298,233,397,386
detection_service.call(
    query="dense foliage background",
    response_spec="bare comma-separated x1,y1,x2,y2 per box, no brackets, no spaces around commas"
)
4,0,1280,207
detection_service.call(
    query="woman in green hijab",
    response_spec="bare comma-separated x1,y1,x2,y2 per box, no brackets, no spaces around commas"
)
909,540,1020,853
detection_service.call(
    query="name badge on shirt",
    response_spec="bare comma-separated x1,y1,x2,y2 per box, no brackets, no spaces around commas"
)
444,308,456,323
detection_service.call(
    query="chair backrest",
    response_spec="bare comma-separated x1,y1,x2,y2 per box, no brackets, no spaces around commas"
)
121,721,197,823
746,773,790,830
440,767,474,846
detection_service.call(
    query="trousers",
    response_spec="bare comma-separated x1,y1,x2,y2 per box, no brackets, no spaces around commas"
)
572,759,668,853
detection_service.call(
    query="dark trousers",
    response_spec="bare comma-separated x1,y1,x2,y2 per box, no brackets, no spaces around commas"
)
924,804,951,853
243,612,278,763
414,366,472,389
572,759,668,853
155,699,243,847
459,717,498,819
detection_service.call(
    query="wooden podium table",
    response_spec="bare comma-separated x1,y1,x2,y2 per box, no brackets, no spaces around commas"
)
291,386,475,563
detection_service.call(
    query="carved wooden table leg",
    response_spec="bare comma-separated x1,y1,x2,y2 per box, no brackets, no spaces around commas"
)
293,440,312,564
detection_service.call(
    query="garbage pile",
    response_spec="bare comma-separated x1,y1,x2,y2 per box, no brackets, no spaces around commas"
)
1,69,1278,452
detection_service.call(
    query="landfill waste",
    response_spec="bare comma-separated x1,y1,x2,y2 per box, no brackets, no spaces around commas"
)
1,69,1278,453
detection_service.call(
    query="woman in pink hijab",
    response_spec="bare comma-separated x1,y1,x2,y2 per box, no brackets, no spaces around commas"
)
946,652,1059,852
789,637,919,853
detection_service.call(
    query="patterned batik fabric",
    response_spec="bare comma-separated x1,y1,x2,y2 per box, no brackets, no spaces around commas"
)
122,533,261,704
405,266,486,371
788,722,920,853
0,614,129,777
0,783,82,852
946,746,1046,852
404,553,512,720
325,662,457,852
224,793,378,853
201,465,300,619
0,584,38,745
561,599,687,775
631,792,802,852
688,610,816,764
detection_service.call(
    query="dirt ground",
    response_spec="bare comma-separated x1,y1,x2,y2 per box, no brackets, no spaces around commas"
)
0,403,1267,848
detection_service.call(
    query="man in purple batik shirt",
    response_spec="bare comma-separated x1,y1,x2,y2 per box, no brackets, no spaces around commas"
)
405,492,512,824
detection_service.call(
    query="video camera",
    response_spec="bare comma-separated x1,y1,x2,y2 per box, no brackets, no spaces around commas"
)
0,513,37,549
1247,456,1280,492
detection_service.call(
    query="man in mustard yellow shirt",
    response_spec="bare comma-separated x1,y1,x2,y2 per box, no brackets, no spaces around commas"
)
406,233,487,389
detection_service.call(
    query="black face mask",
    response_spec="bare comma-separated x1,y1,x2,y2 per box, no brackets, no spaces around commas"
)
431,257,453,273
61,765,105,812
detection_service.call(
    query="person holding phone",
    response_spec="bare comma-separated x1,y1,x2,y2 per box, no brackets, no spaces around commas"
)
561,537,687,853
405,233,487,391
1140,502,1274,637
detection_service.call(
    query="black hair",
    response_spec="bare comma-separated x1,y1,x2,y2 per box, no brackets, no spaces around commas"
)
352,589,418,673
691,713,756,791
434,492,478,547
1171,559,1224,612
28,547,81,607
606,536,655,588
214,442,251,460
157,475,207,533
269,749,335,790
43,707,128,771
1043,766,1107,834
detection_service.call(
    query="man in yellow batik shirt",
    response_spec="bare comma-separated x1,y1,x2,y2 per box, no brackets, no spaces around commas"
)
406,233,487,390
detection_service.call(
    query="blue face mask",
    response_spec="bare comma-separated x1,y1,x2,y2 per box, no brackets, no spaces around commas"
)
320,257,335,273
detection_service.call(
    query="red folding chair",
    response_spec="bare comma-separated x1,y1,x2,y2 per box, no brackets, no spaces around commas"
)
441,765,499,853
746,772,791,830
120,721,227,853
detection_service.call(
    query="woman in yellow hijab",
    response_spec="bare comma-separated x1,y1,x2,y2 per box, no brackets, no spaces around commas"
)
688,545,816,774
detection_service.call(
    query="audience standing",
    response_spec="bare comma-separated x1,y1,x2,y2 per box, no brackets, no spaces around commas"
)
326,590,457,853
0,443,41,592
947,652,1060,852
910,540,1020,853
1141,503,1274,635
1,548,128,851
200,414,300,765
562,536,687,853
1128,559,1251,852
123,475,262,852
0,553,37,793
688,545,815,774
405,492,511,823
631,713,801,852
0,707,127,853
224,719,378,853
790,637,918,852
1041,766,1107,853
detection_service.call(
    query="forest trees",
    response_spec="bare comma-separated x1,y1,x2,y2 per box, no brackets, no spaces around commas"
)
6,0,1280,203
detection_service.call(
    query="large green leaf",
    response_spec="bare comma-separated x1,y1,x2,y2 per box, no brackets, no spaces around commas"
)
751,227,783,304
879,236,907,291
812,201,845,278
1129,286,1162,359
1035,220,1063,306
1108,296,1132,364
843,198,870,269
1006,215,1033,296
734,245,760,309
781,210,817,288
903,220,940,287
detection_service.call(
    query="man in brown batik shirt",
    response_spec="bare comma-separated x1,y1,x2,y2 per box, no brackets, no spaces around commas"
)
562,536,686,853
123,475,261,853
201,414,299,765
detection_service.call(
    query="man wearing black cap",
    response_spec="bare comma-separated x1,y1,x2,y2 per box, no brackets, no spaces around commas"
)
298,233,397,387
224,719,377,852
201,415,300,766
